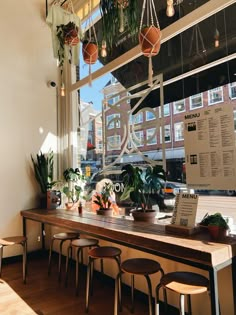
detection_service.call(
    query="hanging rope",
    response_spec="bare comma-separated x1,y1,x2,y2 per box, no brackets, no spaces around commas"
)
139,0,161,86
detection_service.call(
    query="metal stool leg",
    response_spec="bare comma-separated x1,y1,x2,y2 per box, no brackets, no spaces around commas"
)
76,248,82,296
114,271,123,315
86,257,92,313
65,245,72,287
187,294,192,315
58,239,66,281
179,294,185,315
144,274,154,315
131,274,135,313
0,245,3,277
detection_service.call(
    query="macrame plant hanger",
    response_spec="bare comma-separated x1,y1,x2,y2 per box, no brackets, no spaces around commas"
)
82,0,98,86
139,0,161,86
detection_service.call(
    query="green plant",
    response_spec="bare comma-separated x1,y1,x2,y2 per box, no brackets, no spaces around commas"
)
99,0,139,51
31,150,56,194
62,168,85,203
120,164,166,211
199,212,229,229
56,21,79,67
93,182,113,210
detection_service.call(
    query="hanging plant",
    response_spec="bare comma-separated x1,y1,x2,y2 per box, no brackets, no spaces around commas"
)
100,0,139,51
82,39,98,65
56,21,79,68
139,0,162,86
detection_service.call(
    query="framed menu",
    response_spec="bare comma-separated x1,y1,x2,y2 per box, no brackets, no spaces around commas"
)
171,193,199,228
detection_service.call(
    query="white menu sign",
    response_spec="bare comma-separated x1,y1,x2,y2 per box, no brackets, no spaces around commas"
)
171,193,198,228
184,104,236,190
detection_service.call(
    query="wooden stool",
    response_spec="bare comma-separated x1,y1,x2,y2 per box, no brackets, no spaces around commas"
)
65,238,99,295
114,258,164,315
0,236,27,283
86,246,122,313
48,232,79,281
155,271,209,315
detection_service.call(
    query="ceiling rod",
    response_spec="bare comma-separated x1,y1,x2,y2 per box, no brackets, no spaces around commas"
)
70,0,236,93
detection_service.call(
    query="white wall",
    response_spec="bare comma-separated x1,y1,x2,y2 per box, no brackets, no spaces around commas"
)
0,0,58,255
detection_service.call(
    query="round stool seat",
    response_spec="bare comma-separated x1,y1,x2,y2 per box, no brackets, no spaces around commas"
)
0,236,27,246
53,232,79,240
160,272,209,295
71,238,99,248
121,258,161,275
88,246,121,259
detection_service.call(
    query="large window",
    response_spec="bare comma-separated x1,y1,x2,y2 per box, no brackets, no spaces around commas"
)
159,104,170,117
208,87,223,105
160,125,171,143
190,93,203,110
174,122,184,141
173,99,185,114
229,83,236,99
107,135,121,151
146,128,157,145
146,110,156,121
106,114,120,129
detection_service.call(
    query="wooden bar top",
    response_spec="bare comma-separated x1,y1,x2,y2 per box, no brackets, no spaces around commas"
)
21,208,236,269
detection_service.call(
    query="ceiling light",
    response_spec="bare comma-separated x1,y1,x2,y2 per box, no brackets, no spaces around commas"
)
166,0,175,17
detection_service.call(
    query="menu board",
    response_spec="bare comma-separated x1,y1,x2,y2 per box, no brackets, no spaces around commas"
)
184,104,236,190
171,193,199,228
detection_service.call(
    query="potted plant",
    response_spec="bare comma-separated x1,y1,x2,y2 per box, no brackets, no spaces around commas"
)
62,167,86,210
82,39,98,65
93,181,114,216
31,150,58,208
120,164,166,222
199,212,229,240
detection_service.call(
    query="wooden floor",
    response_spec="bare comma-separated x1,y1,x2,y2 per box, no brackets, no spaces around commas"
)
0,252,174,315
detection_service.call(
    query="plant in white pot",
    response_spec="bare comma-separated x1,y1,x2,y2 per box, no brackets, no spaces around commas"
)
120,164,166,222
62,167,86,210
93,181,114,216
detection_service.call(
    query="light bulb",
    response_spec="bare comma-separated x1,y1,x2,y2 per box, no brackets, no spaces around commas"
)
214,29,220,48
60,83,65,97
100,40,107,58
166,0,175,17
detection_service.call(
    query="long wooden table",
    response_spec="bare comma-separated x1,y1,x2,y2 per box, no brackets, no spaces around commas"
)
21,208,236,315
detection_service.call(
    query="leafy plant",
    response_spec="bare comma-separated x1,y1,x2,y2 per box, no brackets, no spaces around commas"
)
31,150,56,194
93,182,113,210
199,212,229,229
62,168,86,203
99,0,139,51
120,164,166,211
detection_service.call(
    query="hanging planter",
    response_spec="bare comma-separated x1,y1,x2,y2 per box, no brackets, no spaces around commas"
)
139,25,161,56
139,0,162,86
82,40,98,65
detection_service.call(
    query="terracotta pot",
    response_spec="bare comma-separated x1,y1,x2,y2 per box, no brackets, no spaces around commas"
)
96,208,113,216
131,209,156,223
208,225,227,240
139,26,161,57
82,42,98,64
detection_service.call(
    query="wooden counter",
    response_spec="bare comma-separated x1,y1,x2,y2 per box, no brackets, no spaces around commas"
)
21,208,236,315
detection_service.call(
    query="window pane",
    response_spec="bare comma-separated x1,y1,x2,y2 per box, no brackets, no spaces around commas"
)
229,82,236,99
190,93,203,110
173,99,185,114
208,87,223,105
174,122,184,141
146,128,157,145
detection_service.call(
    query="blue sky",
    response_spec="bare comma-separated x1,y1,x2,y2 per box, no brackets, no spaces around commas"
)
80,53,112,112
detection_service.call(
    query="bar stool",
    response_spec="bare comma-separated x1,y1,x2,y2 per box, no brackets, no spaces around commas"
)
114,258,165,315
48,232,79,281
65,237,100,295
0,236,27,283
86,246,122,313
155,271,209,315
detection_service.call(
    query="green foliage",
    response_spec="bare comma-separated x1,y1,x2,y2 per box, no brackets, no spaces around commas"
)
199,212,229,229
120,164,166,211
93,182,113,210
31,150,56,194
62,168,85,203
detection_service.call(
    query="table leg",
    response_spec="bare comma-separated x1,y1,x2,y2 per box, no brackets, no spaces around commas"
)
232,256,236,315
209,268,220,315
23,217,26,237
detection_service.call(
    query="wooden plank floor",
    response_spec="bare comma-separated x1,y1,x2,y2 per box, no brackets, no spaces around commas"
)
0,252,173,315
